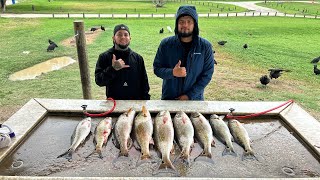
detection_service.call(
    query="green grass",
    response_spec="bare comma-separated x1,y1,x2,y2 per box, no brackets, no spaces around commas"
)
4,0,247,13
257,2,320,16
0,17,320,121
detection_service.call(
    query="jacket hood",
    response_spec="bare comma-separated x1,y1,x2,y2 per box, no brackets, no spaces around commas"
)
174,5,199,36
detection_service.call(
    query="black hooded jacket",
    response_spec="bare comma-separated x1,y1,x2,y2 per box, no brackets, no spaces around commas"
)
95,47,150,100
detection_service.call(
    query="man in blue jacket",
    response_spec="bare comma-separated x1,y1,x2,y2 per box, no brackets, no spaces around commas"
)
153,5,215,100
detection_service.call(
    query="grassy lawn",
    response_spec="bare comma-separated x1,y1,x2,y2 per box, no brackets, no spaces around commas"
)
0,17,319,123
257,2,320,16
4,0,247,13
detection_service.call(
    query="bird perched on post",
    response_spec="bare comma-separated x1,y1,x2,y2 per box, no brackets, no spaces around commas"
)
101,25,105,31
47,39,58,52
243,44,248,49
159,28,164,33
268,68,290,79
311,56,320,64
260,75,270,86
218,40,227,46
314,64,320,75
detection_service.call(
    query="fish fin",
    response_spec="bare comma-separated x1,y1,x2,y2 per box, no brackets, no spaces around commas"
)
211,139,216,147
133,140,141,150
174,153,191,167
57,149,73,160
152,160,179,176
136,153,156,167
128,138,133,150
85,150,97,159
222,146,237,157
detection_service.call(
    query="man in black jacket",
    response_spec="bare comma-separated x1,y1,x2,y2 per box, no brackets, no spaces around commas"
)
95,24,150,100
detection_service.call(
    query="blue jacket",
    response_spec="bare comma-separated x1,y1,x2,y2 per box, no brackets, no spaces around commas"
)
153,5,214,100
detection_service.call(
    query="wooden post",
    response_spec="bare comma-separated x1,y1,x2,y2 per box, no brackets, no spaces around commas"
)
73,20,92,99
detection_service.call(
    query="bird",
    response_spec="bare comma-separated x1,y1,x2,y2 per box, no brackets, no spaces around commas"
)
243,44,248,49
268,68,290,79
167,26,173,33
218,41,227,46
310,56,320,64
260,75,270,86
47,39,58,52
159,28,164,34
90,27,98,32
314,64,320,75
47,43,58,52
101,25,105,31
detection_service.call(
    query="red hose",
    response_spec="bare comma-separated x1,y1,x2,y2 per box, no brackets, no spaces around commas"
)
84,98,116,117
225,99,294,119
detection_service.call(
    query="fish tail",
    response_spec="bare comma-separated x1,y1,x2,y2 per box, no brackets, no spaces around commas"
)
194,150,214,164
141,153,151,160
159,160,175,170
242,149,257,161
152,159,179,176
57,149,73,160
222,146,237,157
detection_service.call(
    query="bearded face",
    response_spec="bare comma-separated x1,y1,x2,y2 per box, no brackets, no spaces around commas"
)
113,30,131,50
177,15,195,38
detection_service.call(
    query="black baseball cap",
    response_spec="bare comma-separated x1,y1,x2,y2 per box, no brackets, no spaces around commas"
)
113,24,130,35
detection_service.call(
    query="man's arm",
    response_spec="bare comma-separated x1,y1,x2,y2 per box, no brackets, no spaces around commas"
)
95,53,118,87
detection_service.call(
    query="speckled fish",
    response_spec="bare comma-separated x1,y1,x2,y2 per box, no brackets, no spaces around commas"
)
228,119,256,160
86,117,112,159
57,117,92,160
134,105,153,164
113,108,136,157
172,111,194,166
190,112,215,163
209,114,237,157
153,110,176,173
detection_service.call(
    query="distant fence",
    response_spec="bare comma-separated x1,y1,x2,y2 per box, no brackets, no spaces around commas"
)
1,12,319,19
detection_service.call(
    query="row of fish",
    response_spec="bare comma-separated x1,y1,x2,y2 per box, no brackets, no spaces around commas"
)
57,106,256,173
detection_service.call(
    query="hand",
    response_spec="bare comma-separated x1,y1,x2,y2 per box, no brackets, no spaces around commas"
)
112,54,130,71
176,95,189,100
173,60,186,77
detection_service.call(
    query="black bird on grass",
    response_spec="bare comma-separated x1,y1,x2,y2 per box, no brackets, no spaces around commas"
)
260,75,270,86
90,27,98,32
243,44,248,49
218,41,227,46
159,28,164,34
314,64,320,75
101,25,105,31
311,56,320,64
47,39,58,52
268,68,290,79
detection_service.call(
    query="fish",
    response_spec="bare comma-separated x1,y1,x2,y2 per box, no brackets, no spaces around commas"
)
209,114,237,157
172,111,194,166
113,108,136,157
134,105,154,165
57,117,92,160
190,112,215,163
228,119,256,160
86,117,112,159
153,110,176,174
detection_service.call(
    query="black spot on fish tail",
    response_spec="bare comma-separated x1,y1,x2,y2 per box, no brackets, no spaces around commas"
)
57,149,73,160
222,146,237,157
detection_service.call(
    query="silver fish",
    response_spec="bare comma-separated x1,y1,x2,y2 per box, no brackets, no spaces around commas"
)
113,108,136,157
228,119,256,160
57,117,92,160
190,112,215,162
209,114,237,157
86,117,112,159
134,105,153,162
154,110,175,171
172,111,194,166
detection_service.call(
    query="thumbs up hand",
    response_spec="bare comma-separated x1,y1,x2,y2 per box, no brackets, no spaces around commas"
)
173,60,187,77
112,54,130,71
